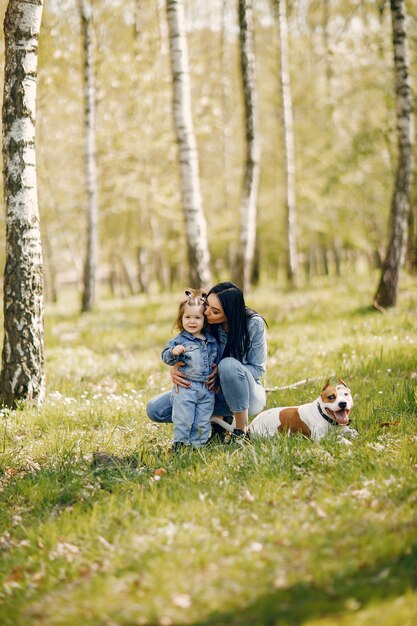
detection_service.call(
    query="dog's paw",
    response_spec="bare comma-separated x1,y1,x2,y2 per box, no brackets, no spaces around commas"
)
337,436,353,446
344,427,359,439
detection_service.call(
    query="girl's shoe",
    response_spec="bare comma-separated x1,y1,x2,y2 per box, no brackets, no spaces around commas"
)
169,441,188,453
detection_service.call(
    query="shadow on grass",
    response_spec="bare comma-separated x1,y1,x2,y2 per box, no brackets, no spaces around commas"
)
353,304,380,317
0,443,227,528
0,449,155,528
194,543,417,626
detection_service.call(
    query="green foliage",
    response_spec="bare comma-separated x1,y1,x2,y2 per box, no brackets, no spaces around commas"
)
0,276,416,624
1,0,414,288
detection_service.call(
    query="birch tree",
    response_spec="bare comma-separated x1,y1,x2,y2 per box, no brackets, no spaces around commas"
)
166,0,211,287
78,0,99,312
220,0,233,216
275,0,298,286
374,0,414,308
234,0,260,292
1,0,45,407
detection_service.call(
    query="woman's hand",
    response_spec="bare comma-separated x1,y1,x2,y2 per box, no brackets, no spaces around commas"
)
207,363,218,391
171,361,190,391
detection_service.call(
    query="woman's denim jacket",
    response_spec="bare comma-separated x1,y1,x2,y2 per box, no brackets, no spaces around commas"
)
161,331,218,383
216,314,267,383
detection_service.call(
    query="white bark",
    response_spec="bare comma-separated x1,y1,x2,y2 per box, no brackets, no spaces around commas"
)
277,0,298,286
220,0,232,214
374,0,414,307
234,0,260,292
166,0,211,288
1,0,45,407
79,0,99,312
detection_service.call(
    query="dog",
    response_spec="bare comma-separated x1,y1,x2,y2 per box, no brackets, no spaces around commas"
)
211,379,357,444
249,379,356,443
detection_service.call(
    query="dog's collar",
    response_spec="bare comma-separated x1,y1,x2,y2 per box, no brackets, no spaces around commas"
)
317,402,340,427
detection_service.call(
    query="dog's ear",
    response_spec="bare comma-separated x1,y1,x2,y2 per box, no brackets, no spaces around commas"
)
322,378,330,391
338,377,348,387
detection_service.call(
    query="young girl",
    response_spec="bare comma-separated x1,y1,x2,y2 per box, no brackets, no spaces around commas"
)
161,290,218,449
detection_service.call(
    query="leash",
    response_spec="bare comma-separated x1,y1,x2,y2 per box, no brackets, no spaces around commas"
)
265,375,331,392
210,416,235,433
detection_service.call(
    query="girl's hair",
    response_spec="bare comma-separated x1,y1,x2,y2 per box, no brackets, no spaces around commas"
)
207,281,266,361
174,289,208,333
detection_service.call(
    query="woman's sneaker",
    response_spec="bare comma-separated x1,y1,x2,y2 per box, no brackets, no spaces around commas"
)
232,428,248,440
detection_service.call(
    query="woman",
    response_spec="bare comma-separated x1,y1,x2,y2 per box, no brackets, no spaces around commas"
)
146,282,267,438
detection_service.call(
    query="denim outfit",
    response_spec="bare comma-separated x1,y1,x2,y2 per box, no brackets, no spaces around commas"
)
161,331,218,446
148,315,267,425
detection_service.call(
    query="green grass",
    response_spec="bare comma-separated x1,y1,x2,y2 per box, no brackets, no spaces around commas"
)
0,273,416,625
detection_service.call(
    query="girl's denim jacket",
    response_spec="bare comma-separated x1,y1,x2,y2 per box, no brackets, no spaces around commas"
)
161,331,218,383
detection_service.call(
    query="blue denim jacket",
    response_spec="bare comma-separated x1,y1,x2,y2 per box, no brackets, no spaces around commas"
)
216,314,267,382
161,331,218,383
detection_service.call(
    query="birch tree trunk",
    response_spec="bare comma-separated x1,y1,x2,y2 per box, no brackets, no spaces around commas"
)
275,0,298,286
234,0,260,292
1,0,45,407
220,0,232,216
374,0,414,308
322,0,332,98
407,208,417,272
166,0,211,287
79,0,99,312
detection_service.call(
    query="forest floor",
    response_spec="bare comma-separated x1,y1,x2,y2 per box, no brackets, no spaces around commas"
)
0,273,416,625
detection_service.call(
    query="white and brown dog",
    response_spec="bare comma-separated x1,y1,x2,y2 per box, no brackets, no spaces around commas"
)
249,379,356,443
211,379,357,444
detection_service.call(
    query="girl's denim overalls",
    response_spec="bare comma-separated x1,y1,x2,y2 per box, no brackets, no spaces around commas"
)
161,331,218,446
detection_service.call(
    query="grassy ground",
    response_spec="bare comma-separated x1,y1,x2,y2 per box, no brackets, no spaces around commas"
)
0,273,416,625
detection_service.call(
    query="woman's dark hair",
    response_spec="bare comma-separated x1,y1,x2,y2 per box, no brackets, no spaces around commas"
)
207,281,265,361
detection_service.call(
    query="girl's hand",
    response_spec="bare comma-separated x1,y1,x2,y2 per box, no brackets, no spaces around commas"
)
171,361,190,391
207,363,218,391
172,345,185,356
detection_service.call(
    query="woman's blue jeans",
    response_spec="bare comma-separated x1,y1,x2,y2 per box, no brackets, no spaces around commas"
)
146,357,266,423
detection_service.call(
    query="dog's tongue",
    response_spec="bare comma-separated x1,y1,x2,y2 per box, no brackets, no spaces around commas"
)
336,410,350,425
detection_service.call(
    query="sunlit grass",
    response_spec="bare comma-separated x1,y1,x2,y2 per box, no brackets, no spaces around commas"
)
0,273,416,625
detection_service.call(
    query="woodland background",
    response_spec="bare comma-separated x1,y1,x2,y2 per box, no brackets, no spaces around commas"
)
0,2,417,624
2,0,416,299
